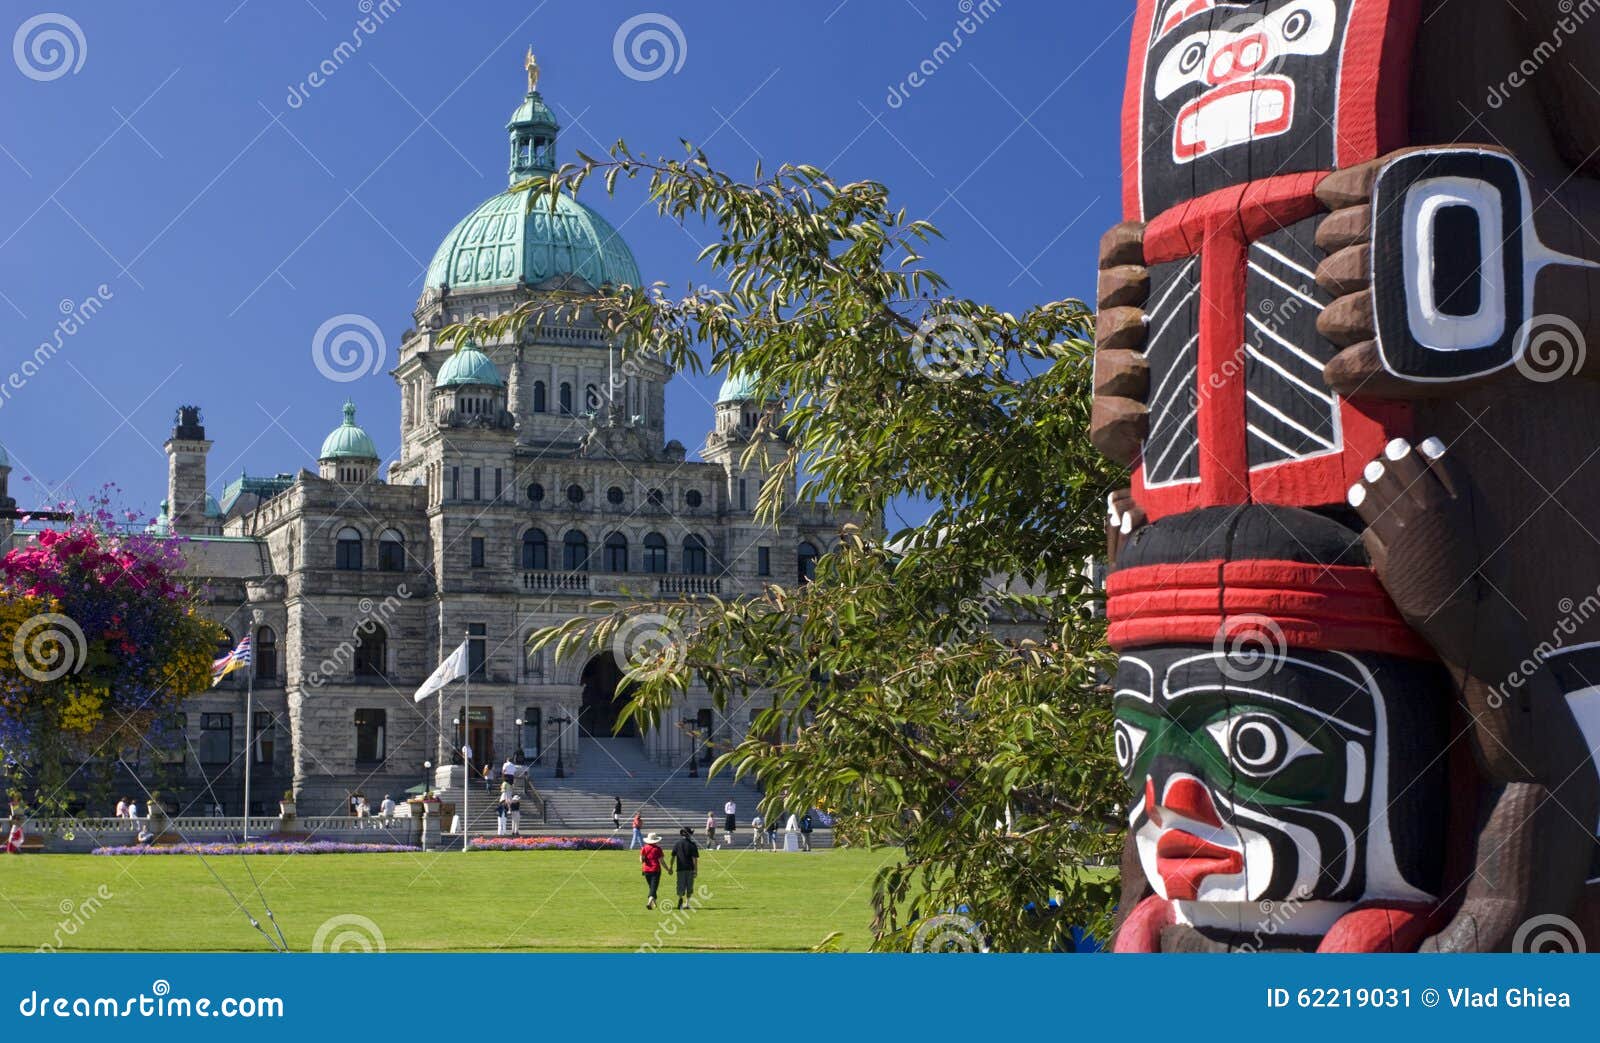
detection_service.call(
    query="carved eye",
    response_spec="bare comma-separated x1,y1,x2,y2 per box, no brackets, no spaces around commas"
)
1205,713,1317,777
1178,40,1207,74
1114,720,1149,775
1280,10,1311,41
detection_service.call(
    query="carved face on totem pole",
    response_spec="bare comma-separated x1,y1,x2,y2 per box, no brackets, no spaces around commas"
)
1094,0,1600,952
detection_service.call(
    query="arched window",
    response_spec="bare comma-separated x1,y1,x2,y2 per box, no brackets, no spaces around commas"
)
559,382,573,415
798,542,819,584
522,528,548,570
255,626,278,682
603,532,628,572
335,527,362,571
378,529,405,571
354,622,387,679
643,532,668,574
533,380,547,413
563,530,589,571
683,535,708,575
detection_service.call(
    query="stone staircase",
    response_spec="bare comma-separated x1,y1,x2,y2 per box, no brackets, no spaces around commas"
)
535,737,763,830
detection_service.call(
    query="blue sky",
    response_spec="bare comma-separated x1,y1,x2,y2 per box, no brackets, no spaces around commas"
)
0,0,1132,522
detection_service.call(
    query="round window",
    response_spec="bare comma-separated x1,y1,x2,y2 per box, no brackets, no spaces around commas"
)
527,483,544,504
648,488,664,508
685,489,703,508
607,486,625,505
566,484,585,504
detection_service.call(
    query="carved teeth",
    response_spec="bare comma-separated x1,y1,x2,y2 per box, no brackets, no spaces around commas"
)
1363,460,1385,483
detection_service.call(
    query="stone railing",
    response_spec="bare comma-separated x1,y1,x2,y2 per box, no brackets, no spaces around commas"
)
658,575,720,595
522,570,589,592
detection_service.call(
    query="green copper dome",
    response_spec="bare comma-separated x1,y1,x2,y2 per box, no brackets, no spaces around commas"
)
422,58,640,294
436,341,505,388
319,401,379,461
717,372,779,404
423,189,640,293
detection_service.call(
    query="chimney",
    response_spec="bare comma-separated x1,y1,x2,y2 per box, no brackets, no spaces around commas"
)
164,405,214,535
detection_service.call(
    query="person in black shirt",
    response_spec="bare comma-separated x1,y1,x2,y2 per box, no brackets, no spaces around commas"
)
669,827,700,910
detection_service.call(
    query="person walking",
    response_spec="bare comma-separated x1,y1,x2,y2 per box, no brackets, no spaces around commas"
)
612,796,623,831
508,792,522,834
669,827,700,910
629,811,644,849
723,798,736,839
114,797,127,819
705,811,718,850
495,792,509,836
640,832,666,910
800,812,814,852
750,812,765,849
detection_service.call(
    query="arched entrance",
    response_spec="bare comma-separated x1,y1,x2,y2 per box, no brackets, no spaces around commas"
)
580,654,636,738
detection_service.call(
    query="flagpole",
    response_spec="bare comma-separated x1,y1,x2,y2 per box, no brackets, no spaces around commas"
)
462,628,470,853
243,665,254,842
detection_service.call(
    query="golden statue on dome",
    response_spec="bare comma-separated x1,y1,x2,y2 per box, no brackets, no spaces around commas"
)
524,46,539,92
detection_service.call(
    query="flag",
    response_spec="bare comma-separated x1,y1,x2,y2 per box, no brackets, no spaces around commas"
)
414,640,469,702
211,635,252,687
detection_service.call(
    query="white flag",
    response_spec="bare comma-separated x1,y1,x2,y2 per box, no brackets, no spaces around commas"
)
413,640,469,702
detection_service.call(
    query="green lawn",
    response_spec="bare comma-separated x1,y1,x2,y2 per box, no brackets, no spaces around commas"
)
0,848,898,953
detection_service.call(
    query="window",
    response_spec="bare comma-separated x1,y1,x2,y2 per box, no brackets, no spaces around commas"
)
354,623,387,679
683,535,708,575
255,626,278,682
521,707,542,761
335,527,362,571
563,530,589,571
566,483,585,505
643,532,667,574
647,488,664,509
523,643,543,680
253,711,275,766
378,529,405,571
607,485,625,506
473,467,482,501
522,529,548,570
159,713,188,765
468,623,486,679
559,382,573,414
533,380,547,412
798,542,819,584
685,489,703,508
449,466,460,500
528,482,545,505
494,468,503,500
603,532,628,572
758,546,771,576
354,709,387,764
199,713,232,766
470,537,486,568
739,479,748,511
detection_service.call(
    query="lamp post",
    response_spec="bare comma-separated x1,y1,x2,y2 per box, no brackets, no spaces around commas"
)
551,713,571,778
423,759,432,795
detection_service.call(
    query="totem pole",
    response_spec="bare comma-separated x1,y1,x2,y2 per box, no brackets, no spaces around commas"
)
1093,0,1600,952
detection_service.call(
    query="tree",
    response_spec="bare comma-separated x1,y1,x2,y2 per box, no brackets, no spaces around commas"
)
458,144,1123,950
0,488,220,812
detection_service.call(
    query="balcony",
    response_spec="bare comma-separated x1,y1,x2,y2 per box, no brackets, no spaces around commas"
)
519,570,721,597
657,576,720,596
522,570,590,592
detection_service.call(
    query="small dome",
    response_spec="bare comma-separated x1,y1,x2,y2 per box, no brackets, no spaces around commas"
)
717,371,777,404
204,494,222,518
436,341,506,388
319,401,380,461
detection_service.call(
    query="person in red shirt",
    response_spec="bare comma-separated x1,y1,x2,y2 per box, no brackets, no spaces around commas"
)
639,832,666,910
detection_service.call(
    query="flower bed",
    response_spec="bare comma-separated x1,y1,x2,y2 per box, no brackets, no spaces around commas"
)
470,836,622,851
91,841,419,856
